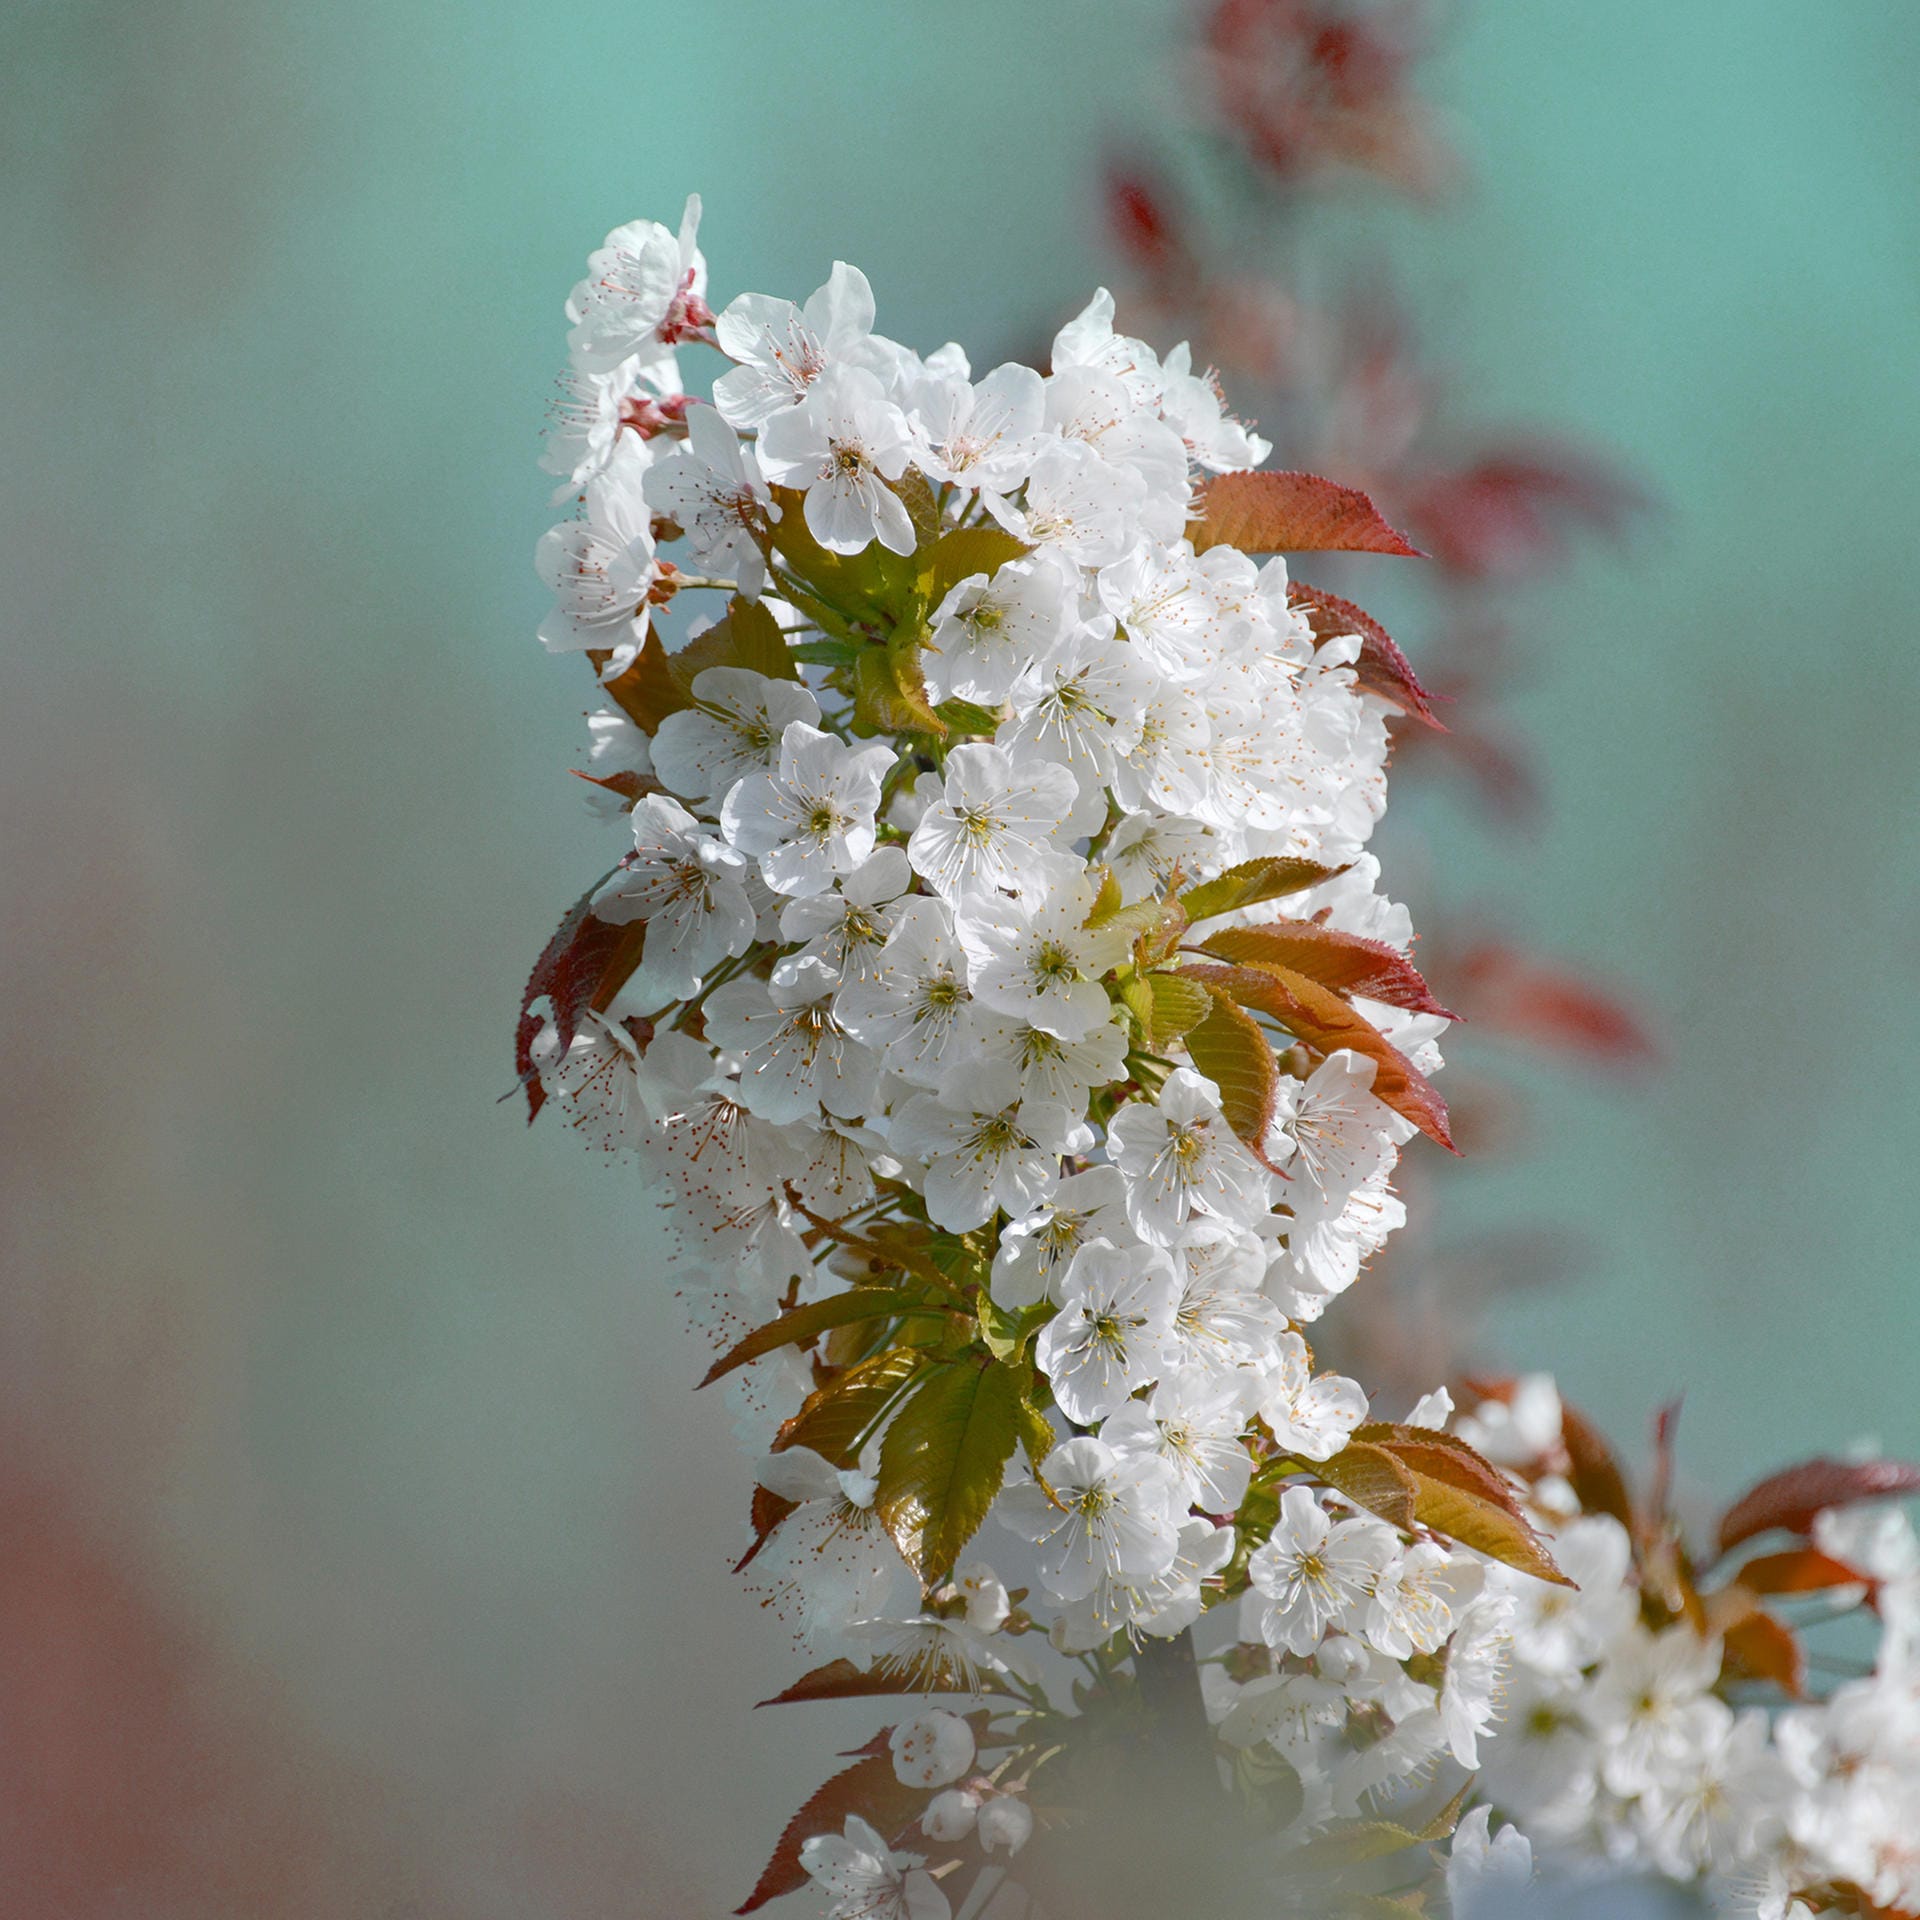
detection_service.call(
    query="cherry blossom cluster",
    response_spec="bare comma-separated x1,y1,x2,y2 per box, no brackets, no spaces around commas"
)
519,204,1917,1920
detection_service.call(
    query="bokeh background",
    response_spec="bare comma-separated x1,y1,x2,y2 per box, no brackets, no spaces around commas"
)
3,1,1918,1911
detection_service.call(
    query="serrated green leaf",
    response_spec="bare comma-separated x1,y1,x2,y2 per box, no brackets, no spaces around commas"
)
1290,1819,1430,1868
1015,1393,1056,1470
1145,972,1212,1050
727,593,798,680
1180,856,1349,926
852,641,946,738
788,638,859,665
774,1347,926,1467
918,524,1032,610
700,1287,927,1388
877,1359,1024,1585
932,697,1004,735
1182,990,1280,1160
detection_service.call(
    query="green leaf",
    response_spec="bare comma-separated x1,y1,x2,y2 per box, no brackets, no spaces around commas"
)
788,637,860,665
933,697,1004,735
976,1292,1044,1364
699,1287,927,1388
1180,856,1349,925
1197,921,1453,1018
727,593,798,680
1182,990,1281,1162
1144,972,1212,1050
877,1359,1025,1585
1290,1819,1432,1868
852,641,946,738
774,1347,926,1467
1312,1440,1420,1530
1185,469,1422,558
1178,960,1456,1153
1015,1393,1056,1470
918,524,1032,610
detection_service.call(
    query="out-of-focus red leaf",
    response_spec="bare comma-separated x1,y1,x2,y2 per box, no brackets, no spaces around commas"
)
1407,443,1644,582
1188,469,1421,557
1179,959,1455,1151
1717,1459,1920,1556
1104,156,1187,278
1559,1399,1635,1531
513,878,643,1122
737,1752,926,1913
1721,1610,1805,1699
1732,1547,1869,1598
1287,580,1444,727
1454,941,1659,1072
1197,919,1455,1018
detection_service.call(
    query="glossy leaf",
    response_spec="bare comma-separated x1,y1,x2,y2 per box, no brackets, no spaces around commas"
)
919,524,1032,610
1178,961,1456,1152
1180,856,1348,926
1288,580,1443,728
1353,1424,1571,1587
876,1359,1025,1585
1559,1398,1636,1531
1144,972,1213,1050
1187,469,1421,557
773,1348,926,1468
1182,990,1282,1163
1196,921,1454,1018
1313,1440,1418,1530
1717,1458,1920,1555
737,1752,927,1913
699,1287,928,1388
734,1485,799,1575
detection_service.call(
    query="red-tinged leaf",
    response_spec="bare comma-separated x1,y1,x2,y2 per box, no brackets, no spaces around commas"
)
737,1753,927,1913
513,875,639,1121
1288,581,1443,728
699,1288,928,1389
1197,921,1455,1019
1353,1424,1572,1587
1179,961,1455,1153
595,608,759,733
1407,443,1644,583
1453,942,1659,1071
1103,156,1188,277
1182,989,1283,1168
1187,469,1421,558
756,1649,1004,1708
734,1486,799,1575
569,766,660,803
774,1348,928,1467
1717,1459,1920,1556
1314,1441,1419,1530
1559,1399,1636,1531
1180,856,1349,926
1721,1610,1805,1699
1732,1548,1868,1598
875,1359,1024,1586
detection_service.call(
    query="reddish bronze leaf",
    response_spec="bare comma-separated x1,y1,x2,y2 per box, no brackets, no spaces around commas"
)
1197,920,1455,1018
737,1752,927,1913
1717,1459,1920,1555
734,1486,799,1575
1178,960,1455,1152
1559,1399,1636,1532
1454,941,1659,1071
1314,1441,1419,1530
1721,1610,1805,1699
1288,581,1443,728
513,877,642,1122
1732,1548,1868,1598
1187,470,1421,557
756,1651,1002,1707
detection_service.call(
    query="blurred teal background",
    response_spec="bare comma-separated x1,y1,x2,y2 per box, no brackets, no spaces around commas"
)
2,1,1917,1911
